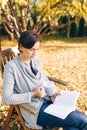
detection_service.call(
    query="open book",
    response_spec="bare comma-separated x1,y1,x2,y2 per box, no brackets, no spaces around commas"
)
44,90,80,119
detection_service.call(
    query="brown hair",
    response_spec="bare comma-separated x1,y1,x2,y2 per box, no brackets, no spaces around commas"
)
18,31,40,52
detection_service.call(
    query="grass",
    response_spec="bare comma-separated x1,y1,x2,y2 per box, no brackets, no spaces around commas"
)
42,34,87,44
0,34,87,50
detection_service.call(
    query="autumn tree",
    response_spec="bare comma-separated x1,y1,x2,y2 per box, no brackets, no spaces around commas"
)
0,0,51,40
50,0,87,38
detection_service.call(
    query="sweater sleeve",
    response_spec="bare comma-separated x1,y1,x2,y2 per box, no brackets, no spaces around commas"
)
35,57,57,96
2,63,32,105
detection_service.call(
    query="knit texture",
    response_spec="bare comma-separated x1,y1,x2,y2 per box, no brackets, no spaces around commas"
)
2,56,56,128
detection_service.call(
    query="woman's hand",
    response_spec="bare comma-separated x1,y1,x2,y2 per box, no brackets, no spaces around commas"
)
50,92,60,102
31,87,47,98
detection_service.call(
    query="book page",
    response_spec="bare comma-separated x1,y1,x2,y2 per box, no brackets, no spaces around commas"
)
44,91,80,119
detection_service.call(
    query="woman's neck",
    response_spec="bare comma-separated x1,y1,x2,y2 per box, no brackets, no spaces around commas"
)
19,54,30,65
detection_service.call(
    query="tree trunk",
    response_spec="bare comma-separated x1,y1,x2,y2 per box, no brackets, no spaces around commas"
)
9,33,14,40
67,24,70,38
0,39,1,51
66,16,70,38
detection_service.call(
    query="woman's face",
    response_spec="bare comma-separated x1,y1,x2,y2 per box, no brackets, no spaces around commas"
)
20,41,40,60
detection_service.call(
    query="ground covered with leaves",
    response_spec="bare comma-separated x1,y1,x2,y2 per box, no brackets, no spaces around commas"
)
0,38,87,129
39,40,87,113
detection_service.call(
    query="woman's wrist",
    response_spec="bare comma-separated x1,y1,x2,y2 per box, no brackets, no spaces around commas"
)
31,91,36,98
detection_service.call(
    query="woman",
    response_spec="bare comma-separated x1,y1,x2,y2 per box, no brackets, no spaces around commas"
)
2,31,87,130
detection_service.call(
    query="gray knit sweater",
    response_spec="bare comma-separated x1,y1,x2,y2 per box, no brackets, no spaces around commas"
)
2,56,56,129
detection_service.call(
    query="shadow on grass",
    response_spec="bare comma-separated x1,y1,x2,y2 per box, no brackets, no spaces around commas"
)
42,34,87,44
